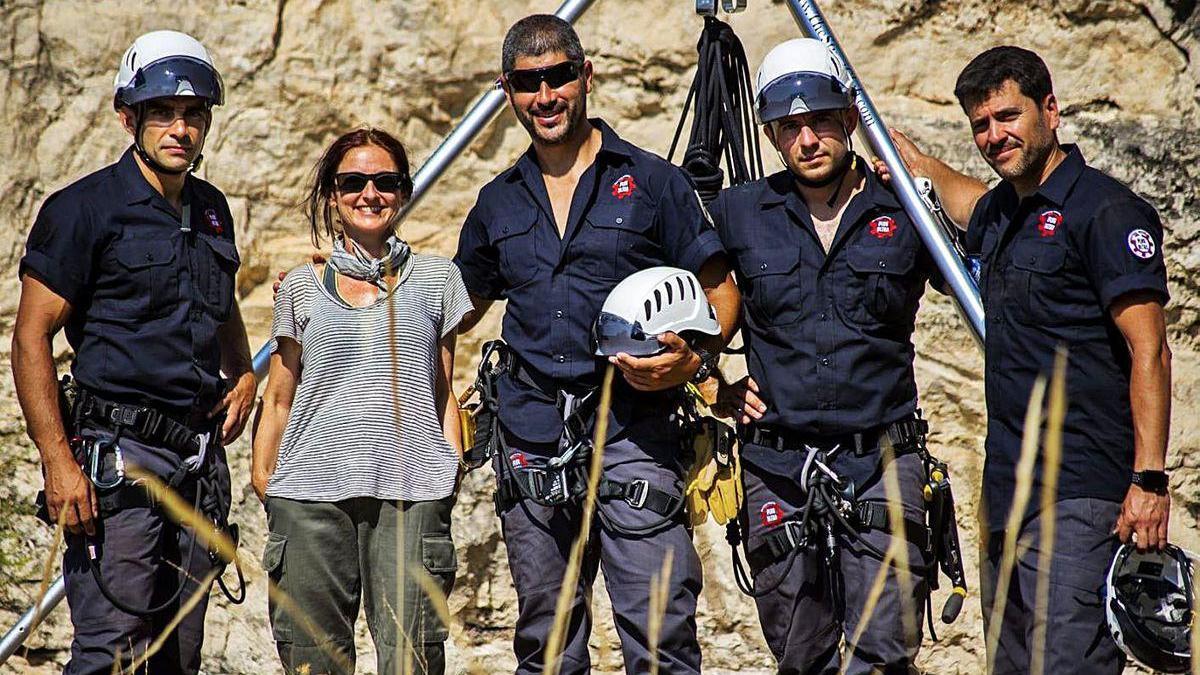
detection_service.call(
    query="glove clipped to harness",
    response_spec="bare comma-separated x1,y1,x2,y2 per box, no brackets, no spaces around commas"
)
684,384,742,526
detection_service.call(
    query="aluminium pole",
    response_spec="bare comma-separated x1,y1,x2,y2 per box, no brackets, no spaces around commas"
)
784,0,986,348
0,0,604,664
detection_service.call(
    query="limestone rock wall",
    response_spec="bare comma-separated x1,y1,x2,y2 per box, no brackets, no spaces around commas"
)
0,1,1197,673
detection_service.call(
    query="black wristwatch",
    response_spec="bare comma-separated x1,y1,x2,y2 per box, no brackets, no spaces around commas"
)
690,348,718,384
1131,470,1169,494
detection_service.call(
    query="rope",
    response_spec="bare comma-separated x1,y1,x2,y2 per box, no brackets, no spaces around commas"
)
669,16,763,203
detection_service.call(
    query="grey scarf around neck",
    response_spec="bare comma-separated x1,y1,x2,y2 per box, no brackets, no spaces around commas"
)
329,235,411,291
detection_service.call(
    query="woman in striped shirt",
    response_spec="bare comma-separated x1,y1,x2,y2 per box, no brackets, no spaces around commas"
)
251,128,473,675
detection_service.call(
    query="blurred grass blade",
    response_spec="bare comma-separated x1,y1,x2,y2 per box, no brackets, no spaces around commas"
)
122,569,219,675
985,374,1048,673
542,365,614,675
647,549,674,675
1030,347,1067,675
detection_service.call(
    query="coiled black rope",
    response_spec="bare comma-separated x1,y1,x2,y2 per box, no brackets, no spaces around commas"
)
669,15,763,203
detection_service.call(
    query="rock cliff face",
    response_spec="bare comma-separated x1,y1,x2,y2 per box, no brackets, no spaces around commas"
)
1,1,1197,673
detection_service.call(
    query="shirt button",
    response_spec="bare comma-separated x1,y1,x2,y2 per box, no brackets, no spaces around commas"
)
820,357,830,366
820,312,828,320
760,263,768,271
502,225,509,233
145,253,154,262
878,261,887,269
555,354,566,363
554,310,564,319
615,217,624,225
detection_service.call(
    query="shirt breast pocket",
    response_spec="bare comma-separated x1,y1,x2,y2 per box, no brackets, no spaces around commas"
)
1009,240,1073,326
197,234,240,321
737,248,802,328
112,239,178,319
582,201,658,280
492,217,539,287
844,245,919,326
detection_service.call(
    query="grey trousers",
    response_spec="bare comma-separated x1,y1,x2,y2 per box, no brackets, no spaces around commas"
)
496,419,703,675
739,445,930,675
62,425,230,675
980,497,1124,675
263,496,457,675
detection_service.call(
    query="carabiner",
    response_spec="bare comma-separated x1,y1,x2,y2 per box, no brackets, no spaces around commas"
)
87,437,125,490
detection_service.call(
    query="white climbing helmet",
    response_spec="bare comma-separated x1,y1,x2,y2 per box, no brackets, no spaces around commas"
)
592,267,721,357
754,38,855,125
113,30,224,109
1105,543,1196,673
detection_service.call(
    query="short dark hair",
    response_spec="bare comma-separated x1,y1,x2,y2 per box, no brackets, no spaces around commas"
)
501,14,585,73
303,128,413,247
954,46,1053,111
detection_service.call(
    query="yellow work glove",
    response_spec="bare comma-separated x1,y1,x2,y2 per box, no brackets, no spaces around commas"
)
685,426,717,527
705,442,742,526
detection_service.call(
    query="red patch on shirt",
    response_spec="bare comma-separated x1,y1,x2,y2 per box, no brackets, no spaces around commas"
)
205,208,224,235
1037,210,1062,238
509,452,528,470
611,174,637,200
759,501,783,528
868,216,896,239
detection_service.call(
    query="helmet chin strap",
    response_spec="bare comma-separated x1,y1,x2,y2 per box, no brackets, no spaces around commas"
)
132,103,205,175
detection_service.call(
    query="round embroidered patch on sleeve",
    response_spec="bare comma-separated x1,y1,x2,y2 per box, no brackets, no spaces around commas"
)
1127,229,1156,259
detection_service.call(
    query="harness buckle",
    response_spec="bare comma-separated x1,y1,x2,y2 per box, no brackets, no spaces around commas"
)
780,519,807,551
625,479,649,509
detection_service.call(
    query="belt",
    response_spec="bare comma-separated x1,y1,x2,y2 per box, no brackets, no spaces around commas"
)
73,388,215,456
741,416,928,456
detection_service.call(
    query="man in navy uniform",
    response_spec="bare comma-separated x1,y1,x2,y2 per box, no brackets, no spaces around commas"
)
454,15,740,675
11,31,255,675
884,46,1172,673
712,38,941,673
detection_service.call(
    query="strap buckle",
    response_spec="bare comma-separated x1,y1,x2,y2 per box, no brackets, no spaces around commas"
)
107,405,143,428
624,479,649,509
780,519,806,550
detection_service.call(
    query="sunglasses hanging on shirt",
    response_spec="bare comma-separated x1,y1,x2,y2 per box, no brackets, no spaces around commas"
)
503,61,583,93
334,172,405,194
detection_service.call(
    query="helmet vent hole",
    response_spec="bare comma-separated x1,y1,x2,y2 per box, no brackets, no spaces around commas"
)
677,277,686,300
644,300,652,321
687,276,697,299
654,289,662,313
665,282,673,304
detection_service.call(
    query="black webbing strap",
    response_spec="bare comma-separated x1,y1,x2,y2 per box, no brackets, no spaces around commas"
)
494,469,681,518
746,503,931,572
74,389,207,456
743,417,928,456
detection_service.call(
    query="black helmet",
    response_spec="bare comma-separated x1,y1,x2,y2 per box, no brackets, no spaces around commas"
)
1106,543,1195,673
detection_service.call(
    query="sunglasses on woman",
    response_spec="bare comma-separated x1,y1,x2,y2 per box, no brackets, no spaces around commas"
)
503,61,582,94
334,172,405,194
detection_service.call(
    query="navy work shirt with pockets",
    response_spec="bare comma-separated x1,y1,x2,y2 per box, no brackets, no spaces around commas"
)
712,162,938,473
454,119,725,446
966,144,1170,532
19,147,241,417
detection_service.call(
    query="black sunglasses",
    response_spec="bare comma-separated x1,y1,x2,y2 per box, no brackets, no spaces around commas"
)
334,172,405,194
504,61,582,94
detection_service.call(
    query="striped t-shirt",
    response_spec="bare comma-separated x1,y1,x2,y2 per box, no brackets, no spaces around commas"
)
265,254,474,502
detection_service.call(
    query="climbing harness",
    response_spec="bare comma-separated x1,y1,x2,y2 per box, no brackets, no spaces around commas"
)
726,414,969,637
37,376,246,617
669,15,763,203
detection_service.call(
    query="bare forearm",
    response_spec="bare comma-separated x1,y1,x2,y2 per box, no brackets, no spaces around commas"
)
217,304,254,378
1129,339,1171,472
12,333,73,468
251,398,288,480
918,157,988,229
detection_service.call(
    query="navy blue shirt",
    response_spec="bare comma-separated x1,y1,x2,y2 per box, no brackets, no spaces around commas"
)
454,119,725,444
20,147,240,415
712,164,936,468
966,145,1169,531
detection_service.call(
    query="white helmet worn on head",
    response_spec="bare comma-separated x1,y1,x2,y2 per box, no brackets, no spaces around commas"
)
1106,543,1195,673
754,38,855,125
114,30,224,109
593,267,721,357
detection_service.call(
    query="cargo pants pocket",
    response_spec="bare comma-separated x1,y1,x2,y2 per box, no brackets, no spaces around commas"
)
419,533,457,642
262,531,291,642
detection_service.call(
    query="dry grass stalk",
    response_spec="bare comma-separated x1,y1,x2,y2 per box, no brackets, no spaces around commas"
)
121,569,219,675
127,465,354,673
1029,347,1067,675
25,507,68,651
984,374,1048,673
541,365,615,675
646,549,675,675
839,441,907,674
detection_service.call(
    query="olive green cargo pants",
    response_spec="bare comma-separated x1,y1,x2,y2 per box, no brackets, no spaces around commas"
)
262,496,457,675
